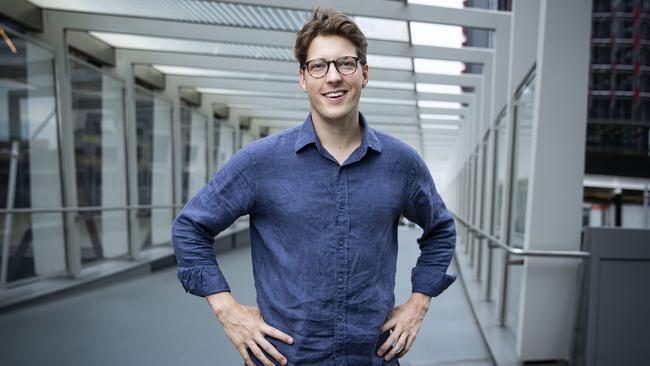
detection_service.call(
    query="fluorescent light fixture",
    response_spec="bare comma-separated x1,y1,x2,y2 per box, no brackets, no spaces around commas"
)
418,100,463,109
367,80,415,90
353,17,409,42
195,88,297,98
421,123,460,130
407,0,463,9
416,83,462,94
414,58,465,75
420,114,462,120
410,22,464,48
361,97,416,106
152,65,296,82
367,54,413,71
89,31,293,60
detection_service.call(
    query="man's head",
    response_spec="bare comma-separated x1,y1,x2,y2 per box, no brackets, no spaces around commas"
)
295,8,369,124
294,8,368,67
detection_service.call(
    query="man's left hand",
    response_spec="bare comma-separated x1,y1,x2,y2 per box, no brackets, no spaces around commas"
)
377,292,432,361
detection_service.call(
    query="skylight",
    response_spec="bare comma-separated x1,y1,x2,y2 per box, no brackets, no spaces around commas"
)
152,65,296,82
89,32,294,61
416,83,463,94
353,16,410,42
410,22,465,48
418,100,463,109
421,123,460,130
367,54,413,70
413,58,465,75
419,114,462,120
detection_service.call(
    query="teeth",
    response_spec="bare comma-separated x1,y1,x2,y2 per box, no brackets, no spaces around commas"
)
324,91,345,97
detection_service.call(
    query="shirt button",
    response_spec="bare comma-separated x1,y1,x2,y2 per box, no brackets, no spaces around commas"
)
338,240,344,248
337,276,343,283
338,314,343,321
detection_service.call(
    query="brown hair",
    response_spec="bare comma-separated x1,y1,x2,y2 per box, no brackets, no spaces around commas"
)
294,7,368,67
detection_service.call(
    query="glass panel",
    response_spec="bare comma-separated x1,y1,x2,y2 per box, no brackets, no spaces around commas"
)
135,87,173,252
181,108,207,202
506,76,536,335
0,31,65,284
70,57,128,263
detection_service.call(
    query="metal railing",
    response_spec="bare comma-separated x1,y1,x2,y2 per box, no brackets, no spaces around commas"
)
450,211,590,325
0,203,185,288
451,213,590,258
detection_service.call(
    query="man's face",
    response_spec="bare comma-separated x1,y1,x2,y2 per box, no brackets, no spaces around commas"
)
299,35,369,124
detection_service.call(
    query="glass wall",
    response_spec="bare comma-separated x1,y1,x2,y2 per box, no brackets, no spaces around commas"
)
70,57,128,264
0,29,65,285
135,87,173,252
180,107,207,202
505,75,536,335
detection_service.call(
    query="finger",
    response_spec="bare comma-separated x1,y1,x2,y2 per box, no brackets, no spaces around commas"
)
380,318,396,333
248,342,274,366
397,332,415,358
377,328,400,357
261,323,294,345
384,331,408,361
238,346,255,366
256,335,288,365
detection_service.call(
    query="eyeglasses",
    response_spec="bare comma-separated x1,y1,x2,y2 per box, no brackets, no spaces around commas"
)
303,56,363,78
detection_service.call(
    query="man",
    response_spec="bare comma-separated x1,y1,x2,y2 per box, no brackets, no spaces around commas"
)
172,8,456,366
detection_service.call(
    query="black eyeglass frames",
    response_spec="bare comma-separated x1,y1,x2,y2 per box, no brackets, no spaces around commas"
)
302,56,363,78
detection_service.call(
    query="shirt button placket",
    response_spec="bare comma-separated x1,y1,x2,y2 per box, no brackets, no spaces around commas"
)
334,167,348,365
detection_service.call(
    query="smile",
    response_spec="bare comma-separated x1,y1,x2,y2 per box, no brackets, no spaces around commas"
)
322,90,348,99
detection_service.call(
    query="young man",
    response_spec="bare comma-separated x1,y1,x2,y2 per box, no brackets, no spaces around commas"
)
172,8,456,366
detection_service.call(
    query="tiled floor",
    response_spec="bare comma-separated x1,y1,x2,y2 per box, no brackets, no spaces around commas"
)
0,227,493,366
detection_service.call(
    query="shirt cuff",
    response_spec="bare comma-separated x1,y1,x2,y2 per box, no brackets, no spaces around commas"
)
177,264,231,297
411,267,457,297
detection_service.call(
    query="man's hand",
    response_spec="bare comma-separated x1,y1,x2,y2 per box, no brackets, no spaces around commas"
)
377,292,431,361
207,292,294,366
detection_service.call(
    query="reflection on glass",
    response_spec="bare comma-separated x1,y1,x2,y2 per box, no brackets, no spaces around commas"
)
181,108,207,202
0,32,65,283
70,57,128,263
505,75,536,336
135,87,173,252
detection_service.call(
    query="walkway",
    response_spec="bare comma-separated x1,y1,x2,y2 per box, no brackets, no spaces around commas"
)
0,227,492,366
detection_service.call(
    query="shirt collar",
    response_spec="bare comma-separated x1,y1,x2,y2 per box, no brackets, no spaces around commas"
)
294,112,383,154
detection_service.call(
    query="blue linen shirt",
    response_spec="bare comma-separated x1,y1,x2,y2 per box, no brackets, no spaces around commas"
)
172,113,457,366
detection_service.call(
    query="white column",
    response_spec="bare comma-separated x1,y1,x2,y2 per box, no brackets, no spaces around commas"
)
26,41,66,275
151,95,174,245
516,0,592,361
35,12,82,277
100,73,128,258
114,51,140,257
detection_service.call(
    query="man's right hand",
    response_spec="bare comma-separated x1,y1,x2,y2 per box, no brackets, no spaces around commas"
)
207,292,293,366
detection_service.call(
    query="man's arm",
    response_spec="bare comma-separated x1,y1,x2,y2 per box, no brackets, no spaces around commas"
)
378,153,457,361
172,148,292,366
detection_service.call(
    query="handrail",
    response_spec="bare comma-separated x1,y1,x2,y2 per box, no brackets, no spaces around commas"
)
451,212,590,259
0,204,184,215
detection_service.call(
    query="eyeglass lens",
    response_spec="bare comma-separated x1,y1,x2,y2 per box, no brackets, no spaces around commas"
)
307,56,358,77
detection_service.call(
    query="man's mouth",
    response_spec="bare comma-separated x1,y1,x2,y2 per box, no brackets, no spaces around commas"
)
322,90,348,99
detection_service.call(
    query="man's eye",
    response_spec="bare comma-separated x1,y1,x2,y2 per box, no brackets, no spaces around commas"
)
311,63,326,70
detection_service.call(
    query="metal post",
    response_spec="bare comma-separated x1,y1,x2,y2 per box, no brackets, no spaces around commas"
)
1,141,20,287
643,184,650,229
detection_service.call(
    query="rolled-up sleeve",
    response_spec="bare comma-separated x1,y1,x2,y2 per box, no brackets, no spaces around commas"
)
403,154,457,297
172,148,256,297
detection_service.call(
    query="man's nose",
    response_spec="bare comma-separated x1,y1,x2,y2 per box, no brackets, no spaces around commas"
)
325,63,343,83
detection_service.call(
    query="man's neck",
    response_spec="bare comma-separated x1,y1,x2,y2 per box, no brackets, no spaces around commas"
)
311,112,363,154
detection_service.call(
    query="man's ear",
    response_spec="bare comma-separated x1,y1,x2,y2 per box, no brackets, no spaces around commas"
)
299,68,307,92
362,63,369,88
